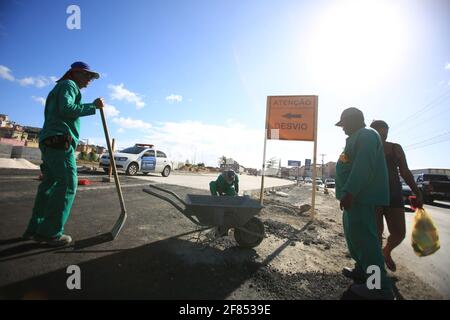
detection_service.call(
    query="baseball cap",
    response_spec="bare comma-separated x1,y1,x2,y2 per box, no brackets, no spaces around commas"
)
57,61,100,82
335,107,365,127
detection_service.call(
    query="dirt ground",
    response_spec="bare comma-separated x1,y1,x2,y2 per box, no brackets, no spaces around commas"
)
180,185,443,300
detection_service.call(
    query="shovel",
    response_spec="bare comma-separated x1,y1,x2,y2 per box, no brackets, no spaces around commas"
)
99,101,127,239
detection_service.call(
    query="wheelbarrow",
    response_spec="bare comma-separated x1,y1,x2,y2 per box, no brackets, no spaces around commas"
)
142,184,265,248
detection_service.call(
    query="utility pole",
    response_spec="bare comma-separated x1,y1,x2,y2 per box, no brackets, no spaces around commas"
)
320,154,326,180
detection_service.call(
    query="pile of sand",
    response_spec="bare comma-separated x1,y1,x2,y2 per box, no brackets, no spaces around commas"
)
0,158,40,170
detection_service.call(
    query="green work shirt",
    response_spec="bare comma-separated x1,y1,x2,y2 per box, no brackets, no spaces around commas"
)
39,79,97,149
335,127,389,206
216,173,240,193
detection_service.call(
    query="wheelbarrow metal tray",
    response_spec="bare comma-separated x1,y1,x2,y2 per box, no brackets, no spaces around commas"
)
185,195,263,228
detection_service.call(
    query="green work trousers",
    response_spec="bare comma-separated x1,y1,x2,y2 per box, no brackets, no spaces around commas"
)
24,144,78,238
343,202,393,295
209,181,236,196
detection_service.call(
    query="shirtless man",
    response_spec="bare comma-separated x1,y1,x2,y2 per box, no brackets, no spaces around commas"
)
370,120,423,272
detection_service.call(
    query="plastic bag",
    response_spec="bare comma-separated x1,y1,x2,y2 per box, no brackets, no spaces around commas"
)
411,208,440,257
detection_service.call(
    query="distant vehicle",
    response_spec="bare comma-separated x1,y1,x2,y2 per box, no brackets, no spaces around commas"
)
401,181,412,205
324,178,335,188
414,173,450,204
315,178,323,186
304,177,313,184
99,143,172,177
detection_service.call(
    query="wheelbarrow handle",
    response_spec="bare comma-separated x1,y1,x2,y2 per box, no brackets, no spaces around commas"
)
147,184,188,206
142,185,203,226
142,185,186,214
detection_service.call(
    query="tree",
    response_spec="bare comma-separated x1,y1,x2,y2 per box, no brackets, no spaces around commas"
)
197,163,205,168
79,151,88,161
89,150,97,162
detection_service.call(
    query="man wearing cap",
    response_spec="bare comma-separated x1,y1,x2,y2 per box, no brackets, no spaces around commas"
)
335,107,394,299
210,170,240,196
23,62,103,247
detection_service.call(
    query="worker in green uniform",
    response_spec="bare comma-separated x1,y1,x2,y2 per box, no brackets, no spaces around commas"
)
335,107,394,300
210,170,239,196
23,61,103,247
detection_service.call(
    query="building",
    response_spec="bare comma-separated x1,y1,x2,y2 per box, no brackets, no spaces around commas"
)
323,161,337,179
0,115,42,148
411,168,450,176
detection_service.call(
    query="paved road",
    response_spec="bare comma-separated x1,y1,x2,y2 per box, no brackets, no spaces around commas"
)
131,172,295,193
395,201,450,299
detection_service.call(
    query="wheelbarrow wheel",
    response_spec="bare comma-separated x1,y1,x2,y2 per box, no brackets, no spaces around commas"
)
234,217,264,248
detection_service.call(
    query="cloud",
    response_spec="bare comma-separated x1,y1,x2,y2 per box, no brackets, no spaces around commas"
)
31,96,46,106
445,62,450,70
103,103,120,117
112,117,151,130
117,128,125,133
0,65,15,81
0,65,56,87
18,76,55,88
165,94,183,103
108,83,146,109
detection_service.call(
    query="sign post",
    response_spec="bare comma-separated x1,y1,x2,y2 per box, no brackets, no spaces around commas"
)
260,95,318,219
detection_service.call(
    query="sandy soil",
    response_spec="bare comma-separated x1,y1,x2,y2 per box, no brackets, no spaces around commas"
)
181,184,443,300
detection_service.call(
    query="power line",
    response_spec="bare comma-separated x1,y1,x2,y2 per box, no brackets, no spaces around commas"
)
391,88,450,133
404,136,450,152
403,132,450,151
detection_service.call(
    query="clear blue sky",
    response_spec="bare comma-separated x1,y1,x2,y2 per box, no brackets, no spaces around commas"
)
1,0,449,169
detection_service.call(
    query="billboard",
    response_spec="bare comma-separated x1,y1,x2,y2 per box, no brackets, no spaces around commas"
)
288,160,301,167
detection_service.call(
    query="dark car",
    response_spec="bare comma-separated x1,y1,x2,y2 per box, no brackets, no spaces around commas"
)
415,174,450,204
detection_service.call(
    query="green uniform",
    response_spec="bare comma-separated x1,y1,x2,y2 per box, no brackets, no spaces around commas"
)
210,173,239,196
335,127,393,297
24,80,96,239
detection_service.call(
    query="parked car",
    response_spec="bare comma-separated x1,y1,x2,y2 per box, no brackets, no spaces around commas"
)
315,178,323,186
401,181,412,205
304,177,313,184
99,143,172,177
414,173,450,204
324,178,335,188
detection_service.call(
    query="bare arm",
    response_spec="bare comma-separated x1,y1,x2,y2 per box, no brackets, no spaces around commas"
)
395,144,423,203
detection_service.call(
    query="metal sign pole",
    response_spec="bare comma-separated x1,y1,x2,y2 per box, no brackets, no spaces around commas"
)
260,98,270,205
310,97,318,220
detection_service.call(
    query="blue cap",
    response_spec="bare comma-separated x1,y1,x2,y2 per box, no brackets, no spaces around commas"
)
70,61,100,79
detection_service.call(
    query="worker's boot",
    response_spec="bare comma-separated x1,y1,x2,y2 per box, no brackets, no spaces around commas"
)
34,234,72,247
342,267,366,284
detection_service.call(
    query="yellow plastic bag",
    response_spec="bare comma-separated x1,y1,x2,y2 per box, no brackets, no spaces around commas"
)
411,208,440,257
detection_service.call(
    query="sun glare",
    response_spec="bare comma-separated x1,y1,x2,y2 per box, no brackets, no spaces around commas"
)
305,0,409,93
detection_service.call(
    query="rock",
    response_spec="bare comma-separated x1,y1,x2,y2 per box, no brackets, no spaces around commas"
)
275,191,289,197
290,241,296,246
324,244,331,250
299,204,312,214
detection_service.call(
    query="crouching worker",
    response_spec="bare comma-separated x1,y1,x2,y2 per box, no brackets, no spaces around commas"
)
210,170,239,196
22,61,103,247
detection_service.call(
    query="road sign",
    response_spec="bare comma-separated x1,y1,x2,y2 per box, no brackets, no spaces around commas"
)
305,159,311,169
266,96,317,141
288,160,301,167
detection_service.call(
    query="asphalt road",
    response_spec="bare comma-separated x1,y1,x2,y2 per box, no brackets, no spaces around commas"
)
395,201,450,299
